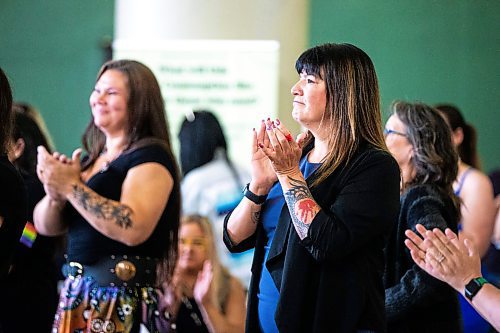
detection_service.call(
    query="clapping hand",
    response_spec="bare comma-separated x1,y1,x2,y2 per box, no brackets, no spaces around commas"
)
258,118,306,177
405,224,481,292
37,146,82,201
193,260,214,306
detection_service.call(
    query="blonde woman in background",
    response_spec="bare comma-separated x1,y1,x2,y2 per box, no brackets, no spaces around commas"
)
162,215,246,333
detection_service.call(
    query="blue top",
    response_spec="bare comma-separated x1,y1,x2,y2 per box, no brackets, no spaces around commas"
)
454,167,473,196
257,155,320,332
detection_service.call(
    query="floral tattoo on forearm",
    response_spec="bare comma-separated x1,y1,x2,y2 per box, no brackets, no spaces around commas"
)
284,177,320,239
72,184,133,229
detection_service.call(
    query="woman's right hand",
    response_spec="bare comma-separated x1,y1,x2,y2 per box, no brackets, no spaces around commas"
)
250,119,278,192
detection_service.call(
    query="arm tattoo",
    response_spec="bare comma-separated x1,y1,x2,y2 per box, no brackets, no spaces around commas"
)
72,184,133,229
284,176,320,240
251,208,261,225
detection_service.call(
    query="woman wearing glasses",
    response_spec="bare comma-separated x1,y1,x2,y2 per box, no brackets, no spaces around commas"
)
383,101,462,332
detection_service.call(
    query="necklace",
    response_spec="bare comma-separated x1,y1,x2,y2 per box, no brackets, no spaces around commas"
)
181,296,203,327
99,149,124,173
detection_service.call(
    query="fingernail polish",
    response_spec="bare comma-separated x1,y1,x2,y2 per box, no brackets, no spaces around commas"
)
275,118,281,125
258,143,264,148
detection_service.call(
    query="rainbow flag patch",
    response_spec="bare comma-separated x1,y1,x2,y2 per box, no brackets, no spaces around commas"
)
19,221,37,248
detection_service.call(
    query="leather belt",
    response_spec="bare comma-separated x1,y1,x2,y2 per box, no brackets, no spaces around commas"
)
62,255,159,287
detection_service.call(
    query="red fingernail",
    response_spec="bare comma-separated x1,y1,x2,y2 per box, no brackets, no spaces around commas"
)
258,143,264,148
285,133,293,142
275,118,281,125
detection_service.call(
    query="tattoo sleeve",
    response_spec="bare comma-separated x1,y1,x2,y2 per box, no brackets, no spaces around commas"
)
284,176,320,240
72,184,133,229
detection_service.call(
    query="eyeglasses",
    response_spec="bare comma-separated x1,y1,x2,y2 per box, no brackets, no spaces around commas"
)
383,128,407,137
179,237,206,249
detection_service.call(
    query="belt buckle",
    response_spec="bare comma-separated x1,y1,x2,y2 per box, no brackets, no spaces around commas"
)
115,260,136,282
68,262,83,280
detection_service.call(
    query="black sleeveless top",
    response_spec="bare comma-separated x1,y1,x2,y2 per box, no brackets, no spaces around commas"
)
65,144,179,264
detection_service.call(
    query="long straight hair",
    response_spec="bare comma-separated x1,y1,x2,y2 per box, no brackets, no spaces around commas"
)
435,104,480,170
180,215,231,312
0,67,13,154
83,60,180,282
295,43,387,187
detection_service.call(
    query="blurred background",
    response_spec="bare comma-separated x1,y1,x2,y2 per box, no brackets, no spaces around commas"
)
1,0,498,172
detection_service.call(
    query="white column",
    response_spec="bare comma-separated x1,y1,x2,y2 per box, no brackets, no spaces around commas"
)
115,0,309,133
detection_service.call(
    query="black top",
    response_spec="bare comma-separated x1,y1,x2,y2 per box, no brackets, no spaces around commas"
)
0,172,62,333
0,154,27,280
384,184,462,333
65,144,179,264
224,143,401,333
176,297,210,333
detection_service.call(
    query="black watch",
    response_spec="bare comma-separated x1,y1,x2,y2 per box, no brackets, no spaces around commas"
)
465,277,488,301
243,183,268,205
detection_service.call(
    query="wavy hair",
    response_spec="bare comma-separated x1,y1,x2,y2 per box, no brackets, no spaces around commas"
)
295,43,387,186
392,101,459,207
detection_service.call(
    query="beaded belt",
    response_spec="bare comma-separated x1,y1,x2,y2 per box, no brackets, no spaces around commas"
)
62,255,159,287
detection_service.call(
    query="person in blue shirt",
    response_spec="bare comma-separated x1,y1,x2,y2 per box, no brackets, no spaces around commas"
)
223,43,401,333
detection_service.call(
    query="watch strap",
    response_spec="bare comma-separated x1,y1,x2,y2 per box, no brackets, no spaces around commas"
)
243,183,268,205
465,277,488,301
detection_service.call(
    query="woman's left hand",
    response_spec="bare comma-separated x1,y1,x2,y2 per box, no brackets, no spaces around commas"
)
259,119,303,177
193,260,214,306
37,146,83,199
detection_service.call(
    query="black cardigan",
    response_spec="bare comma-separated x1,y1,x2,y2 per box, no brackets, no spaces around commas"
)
384,184,462,333
224,144,400,333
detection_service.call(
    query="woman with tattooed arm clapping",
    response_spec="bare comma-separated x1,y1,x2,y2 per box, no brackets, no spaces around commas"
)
223,43,400,333
34,60,180,333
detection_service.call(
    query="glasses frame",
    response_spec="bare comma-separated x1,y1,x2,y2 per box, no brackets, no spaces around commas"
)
383,128,407,137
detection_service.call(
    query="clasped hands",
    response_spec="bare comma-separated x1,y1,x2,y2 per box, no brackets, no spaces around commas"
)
404,224,481,292
252,118,308,185
36,146,83,202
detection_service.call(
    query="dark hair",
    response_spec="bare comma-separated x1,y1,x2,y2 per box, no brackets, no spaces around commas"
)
0,67,13,153
11,109,51,175
178,110,243,187
392,101,459,207
83,60,180,281
295,43,387,186
434,104,480,169
178,111,227,176
13,102,55,151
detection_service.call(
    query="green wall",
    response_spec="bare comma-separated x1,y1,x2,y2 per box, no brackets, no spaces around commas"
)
310,0,500,172
1,1,498,171
0,0,114,155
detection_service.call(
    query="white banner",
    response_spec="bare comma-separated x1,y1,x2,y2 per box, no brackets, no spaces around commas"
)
113,39,280,167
